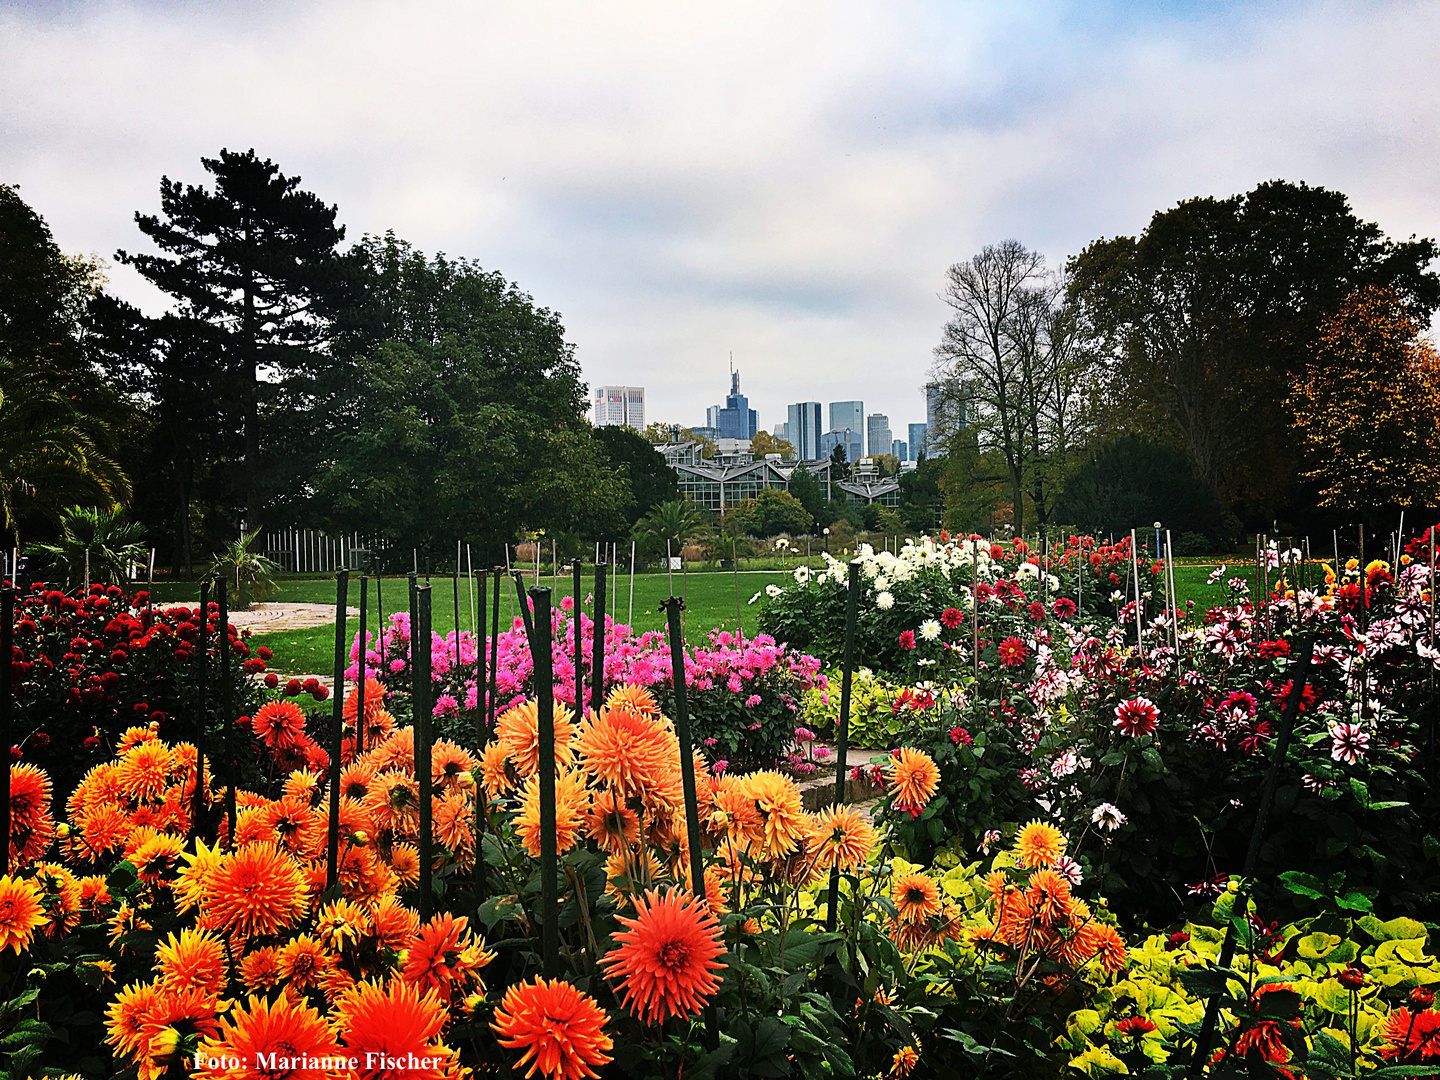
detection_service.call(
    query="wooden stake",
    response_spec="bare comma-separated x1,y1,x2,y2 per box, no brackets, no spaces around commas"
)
324,570,350,890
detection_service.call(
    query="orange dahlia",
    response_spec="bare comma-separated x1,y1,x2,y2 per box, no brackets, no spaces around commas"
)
173,838,223,914
340,759,378,801
808,806,876,872
115,741,172,801
344,678,387,726
283,767,322,805
239,946,283,992
493,977,614,1080
156,928,226,994
496,699,577,777
891,873,942,924
606,684,660,716
363,770,421,836
105,979,161,1059
130,833,186,885
886,748,940,815
369,894,421,950
1015,820,1065,869
76,804,130,862
430,739,478,791
401,913,494,1003
316,899,370,951
600,887,726,1024
252,700,308,750
389,843,421,889
195,993,345,1079
334,978,454,1080
576,706,679,805
515,770,588,859
0,874,45,954
432,790,474,859
478,741,513,799
279,933,332,990
9,763,51,829
204,843,306,938
585,788,641,853
739,771,806,859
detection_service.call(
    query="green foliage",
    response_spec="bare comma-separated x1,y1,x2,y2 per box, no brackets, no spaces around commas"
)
785,465,828,525
633,498,708,563
591,424,676,529
1053,435,1233,546
27,506,146,588
205,530,281,608
725,488,813,538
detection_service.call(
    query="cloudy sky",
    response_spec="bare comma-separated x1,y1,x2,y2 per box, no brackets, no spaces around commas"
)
4,0,1439,442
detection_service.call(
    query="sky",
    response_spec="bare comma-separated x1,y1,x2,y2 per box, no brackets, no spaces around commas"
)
4,0,1440,445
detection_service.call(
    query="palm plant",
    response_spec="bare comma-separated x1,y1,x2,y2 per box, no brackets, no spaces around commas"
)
206,531,281,610
28,506,148,589
633,498,708,562
0,363,129,544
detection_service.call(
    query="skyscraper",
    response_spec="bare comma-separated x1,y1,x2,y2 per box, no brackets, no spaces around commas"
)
866,414,891,460
829,400,864,450
786,401,822,460
924,380,964,453
908,423,927,460
819,428,863,464
892,438,908,461
593,386,645,430
709,369,758,440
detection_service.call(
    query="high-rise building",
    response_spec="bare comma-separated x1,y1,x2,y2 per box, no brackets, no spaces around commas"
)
908,423,927,461
593,385,645,430
786,401,822,460
924,381,964,453
707,369,758,440
867,413,891,461
819,428,863,464
829,401,864,449
773,422,788,440
892,438,908,461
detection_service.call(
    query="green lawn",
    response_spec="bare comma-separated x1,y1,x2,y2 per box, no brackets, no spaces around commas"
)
210,562,1244,678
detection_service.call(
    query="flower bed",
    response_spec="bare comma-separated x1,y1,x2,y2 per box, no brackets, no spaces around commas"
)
358,605,824,771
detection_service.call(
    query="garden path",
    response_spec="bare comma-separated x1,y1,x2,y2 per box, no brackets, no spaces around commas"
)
230,602,359,634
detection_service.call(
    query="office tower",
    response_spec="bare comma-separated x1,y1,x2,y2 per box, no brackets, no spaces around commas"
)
867,413,891,460
593,385,645,430
786,401,822,460
774,422,788,440
924,380,965,452
829,401,864,449
708,368,758,440
892,438,907,461
909,423,927,460
819,428,863,464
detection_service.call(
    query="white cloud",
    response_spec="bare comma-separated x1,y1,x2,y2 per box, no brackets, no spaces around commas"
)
3,1,1440,439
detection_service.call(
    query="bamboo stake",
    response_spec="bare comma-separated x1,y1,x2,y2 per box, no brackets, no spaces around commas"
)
826,560,861,933
415,582,434,920
325,570,350,891
357,574,368,754
1130,530,1145,662
592,558,607,711
190,581,210,839
526,586,560,978
0,588,9,875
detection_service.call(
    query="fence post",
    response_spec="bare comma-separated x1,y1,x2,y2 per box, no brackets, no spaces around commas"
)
592,558,607,712
1190,634,1315,1074
526,586,560,977
826,560,861,933
215,576,235,844
474,567,489,897
357,573,368,754
1,587,12,876
324,570,349,891
415,582,433,921
573,561,584,713
488,568,501,731
192,581,210,840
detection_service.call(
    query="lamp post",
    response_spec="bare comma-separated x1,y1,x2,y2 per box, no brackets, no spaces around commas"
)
1153,521,1162,559
824,527,830,554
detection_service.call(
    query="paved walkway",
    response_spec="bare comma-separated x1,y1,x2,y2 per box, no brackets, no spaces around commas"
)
229,602,359,634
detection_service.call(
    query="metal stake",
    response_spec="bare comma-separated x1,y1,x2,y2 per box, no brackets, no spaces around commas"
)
826,560,861,933
324,570,350,890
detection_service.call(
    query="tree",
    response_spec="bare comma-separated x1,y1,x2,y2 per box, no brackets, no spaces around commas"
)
1290,286,1440,511
749,430,795,460
785,466,827,526
205,532,281,609
898,457,944,531
311,235,623,561
117,149,349,529
728,488,811,538
1052,436,1231,544
873,453,900,477
633,499,708,562
932,241,1090,535
828,443,851,481
591,425,676,528
27,506,146,588
1069,181,1440,519
0,364,128,545
642,421,717,459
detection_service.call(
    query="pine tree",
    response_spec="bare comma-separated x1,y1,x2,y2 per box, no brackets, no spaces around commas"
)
117,149,347,530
